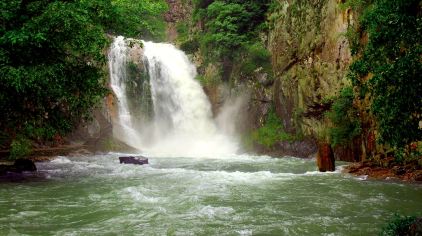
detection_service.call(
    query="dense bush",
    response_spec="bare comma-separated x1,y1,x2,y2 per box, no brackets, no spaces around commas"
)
0,1,110,145
0,0,167,150
109,0,167,39
9,136,32,160
189,0,272,83
333,0,421,159
238,42,272,79
355,0,422,150
380,215,417,236
198,0,270,55
326,87,361,146
251,108,295,148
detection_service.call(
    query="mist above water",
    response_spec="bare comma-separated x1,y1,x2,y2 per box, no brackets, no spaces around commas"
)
109,37,240,157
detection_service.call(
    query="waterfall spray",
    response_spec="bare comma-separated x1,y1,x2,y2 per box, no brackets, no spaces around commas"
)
108,36,143,148
109,37,239,157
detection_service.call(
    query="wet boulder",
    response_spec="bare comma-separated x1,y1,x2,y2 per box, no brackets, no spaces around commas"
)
13,158,37,172
119,156,148,165
316,143,335,172
409,218,422,236
0,158,37,177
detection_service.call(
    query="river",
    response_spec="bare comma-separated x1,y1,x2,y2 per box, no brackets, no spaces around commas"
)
0,153,421,235
2,37,419,235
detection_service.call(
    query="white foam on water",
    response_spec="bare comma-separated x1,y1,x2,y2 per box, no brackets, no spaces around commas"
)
120,187,160,203
192,205,235,219
50,156,71,164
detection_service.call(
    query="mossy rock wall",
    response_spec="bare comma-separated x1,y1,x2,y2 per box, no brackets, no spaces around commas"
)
269,0,359,159
166,0,364,159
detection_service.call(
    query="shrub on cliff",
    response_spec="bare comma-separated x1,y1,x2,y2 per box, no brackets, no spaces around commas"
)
342,0,421,159
191,0,271,82
251,108,295,148
326,87,361,146
9,137,31,160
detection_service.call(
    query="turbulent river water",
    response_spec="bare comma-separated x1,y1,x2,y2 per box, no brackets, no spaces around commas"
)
1,38,420,235
0,154,421,235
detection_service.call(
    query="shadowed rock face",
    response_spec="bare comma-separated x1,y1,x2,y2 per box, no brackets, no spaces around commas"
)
13,159,37,172
409,218,422,235
0,159,37,181
119,156,148,165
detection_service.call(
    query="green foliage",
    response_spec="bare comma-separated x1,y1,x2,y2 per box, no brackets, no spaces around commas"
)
193,0,214,9
380,215,416,236
194,0,269,58
188,0,272,84
239,42,273,78
9,136,31,160
326,87,361,146
176,22,190,42
109,0,168,40
195,74,220,86
251,108,295,148
180,39,200,54
203,1,249,52
347,0,422,151
339,0,371,12
344,27,361,56
0,1,110,142
0,0,167,149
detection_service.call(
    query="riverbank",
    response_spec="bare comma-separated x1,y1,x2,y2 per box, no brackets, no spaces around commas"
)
344,161,422,183
0,144,89,162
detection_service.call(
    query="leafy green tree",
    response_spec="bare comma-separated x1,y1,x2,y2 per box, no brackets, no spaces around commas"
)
109,0,168,39
190,0,271,82
347,0,422,151
326,87,361,146
0,1,109,141
0,0,167,150
199,0,270,55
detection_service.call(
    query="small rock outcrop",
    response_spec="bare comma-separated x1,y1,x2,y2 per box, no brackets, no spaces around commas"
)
0,158,37,176
316,143,335,172
409,218,422,236
119,156,148,165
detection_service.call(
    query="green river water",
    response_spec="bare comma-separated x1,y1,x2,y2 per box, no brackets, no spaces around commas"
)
0,153,421,235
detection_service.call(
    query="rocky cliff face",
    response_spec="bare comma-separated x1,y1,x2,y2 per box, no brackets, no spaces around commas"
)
164,0,363,159
268,0,360,160
270,0,351,135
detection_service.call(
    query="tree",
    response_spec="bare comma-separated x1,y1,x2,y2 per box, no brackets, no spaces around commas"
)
348,0,421,151
0,0,168,148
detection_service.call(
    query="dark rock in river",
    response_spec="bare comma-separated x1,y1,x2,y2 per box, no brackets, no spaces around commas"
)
13,158,37,172
0,159,37,175
409,218,422,236
316,143,335,172
119,156,148,165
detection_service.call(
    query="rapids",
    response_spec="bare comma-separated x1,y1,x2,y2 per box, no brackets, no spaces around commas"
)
0,154,421,235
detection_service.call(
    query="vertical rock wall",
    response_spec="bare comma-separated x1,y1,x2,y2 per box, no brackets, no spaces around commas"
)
269,0,363,161
165,0,365,161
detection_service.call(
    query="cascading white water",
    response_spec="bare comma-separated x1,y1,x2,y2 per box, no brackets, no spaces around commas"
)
109,37,239,157
143,41,215,136
108,36,143,148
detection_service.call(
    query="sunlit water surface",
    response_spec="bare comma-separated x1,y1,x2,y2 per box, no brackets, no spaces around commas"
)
0,154,421,235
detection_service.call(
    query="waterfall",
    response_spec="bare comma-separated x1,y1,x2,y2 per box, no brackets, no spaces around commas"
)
108,37,239,157
108,36,143,148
